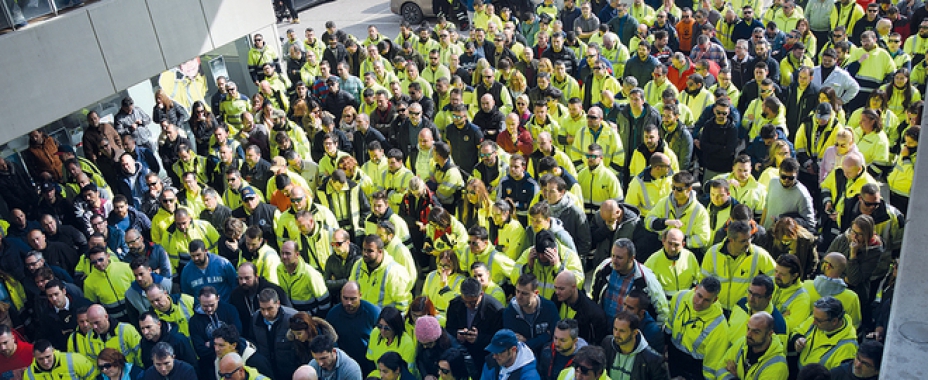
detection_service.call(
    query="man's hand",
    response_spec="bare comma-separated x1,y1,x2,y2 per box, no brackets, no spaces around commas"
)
666,219,684,228
725,360,739,378
794,337,807,352
515,332,527,342
545,247,560,267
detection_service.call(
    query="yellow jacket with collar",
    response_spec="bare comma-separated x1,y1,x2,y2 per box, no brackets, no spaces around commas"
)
668,290,730,380
701,242,777,310
645,194,712,249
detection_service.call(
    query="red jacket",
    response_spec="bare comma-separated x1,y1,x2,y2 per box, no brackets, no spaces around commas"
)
667,58,697,91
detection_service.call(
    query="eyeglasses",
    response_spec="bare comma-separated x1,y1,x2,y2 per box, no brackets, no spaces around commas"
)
377,324,392,331
468,240,482,247
593,66,604,70
586,54,596,58
161,198,176,203
397,108,407,112
573,364,595,375
890,39,901,43
331,240,347,247
715,110,729,116
780,174,796,180
409,111,422,115
91,257,107,264
479,153,494,158
451,114,464,119
290,197,305,203
219,367,242,379
484,75,495,78
98,363,114,370
586,115,600,120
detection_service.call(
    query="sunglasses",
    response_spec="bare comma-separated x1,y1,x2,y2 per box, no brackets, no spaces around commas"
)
99,363,114,370
439,368,452,374
584,154,601,159
331,240,347,247
479,153,493,158
377,324,392,331
162,198,176,203
148,182,160,186
219,367,242,379
409,111,422,115
573,364,595,375
672,186,687,192
780,174,796,180
862,200,881,207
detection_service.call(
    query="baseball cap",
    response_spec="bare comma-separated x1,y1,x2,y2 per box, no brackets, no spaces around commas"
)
485,329,519,354
815,103,833,119
326,76,339,84
534,230,557,255
241,186,258,199
39,182,56,193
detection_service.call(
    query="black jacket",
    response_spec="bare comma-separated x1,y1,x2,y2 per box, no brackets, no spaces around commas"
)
231,203,281,249
699,117,740,172
323,90,359,119
35,294,92,350
230,278,292,337
472,108,506,139
552,291,610,344
445,295,504,371
251,305,300,380
601,333,670,380
142,359,197,380
353,128,390,164
140,322,198,368
784,82,821,138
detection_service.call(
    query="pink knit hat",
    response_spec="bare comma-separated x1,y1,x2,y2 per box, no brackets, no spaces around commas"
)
415,316,442,343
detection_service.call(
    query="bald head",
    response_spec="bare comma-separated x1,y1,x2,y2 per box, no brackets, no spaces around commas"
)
751,311,775,331
841,152,865,177
282,240,298,252
663,228,685,242
87,304,107,320
219,352,244,374
555,270,577,288
293,365,319,380
824,252,848,277
650,152,670,167
290,186,306,199
587,106,603,119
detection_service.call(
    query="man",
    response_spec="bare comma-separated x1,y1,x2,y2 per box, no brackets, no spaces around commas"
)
251,288,299,379
213,324,274,380
503,273,560,353
602,310,669,380
727,274,789,341
126,257,172,322
476,67,514,116
481,329,541,380
541,175,591,256
666,277,730,379
27,229,80,279
180,239,238,301
86,304,142,365
575,144,623,217
773,254,813,334
217,352,270,380
142,342,198,379
499,154,539,221
232,187,281,248
645,171,712,250
473,95,506,143
161,208,220,274
626,153,673,215
458,226,515,287
821,152,877,233
719,155,767,218
230,262,291,338
761,158,816,229
644,228,701,299
39,213,88,259
82,247,134,322
446,277,504,371
537,319,585,380
629,124,680,177
513,226,584,299
239,225,282,285
0,325,32,379
114,97,154,150
308,334,363,380
721,312,790,379
830,340,882,379
847,31,897,110
348,235,410,311
626,41,662,87
701,220,777,310
804,252,863,328
145,284,194,337
25,339,97,380
34,279,92,350
443,104,484,174
790,297,859,369
138,312,197,369
324,281,379,374
277,241,330,316
591,239,669,322
552,271,609,344
190,286,244,372
323,76,359,118
812,48,860,105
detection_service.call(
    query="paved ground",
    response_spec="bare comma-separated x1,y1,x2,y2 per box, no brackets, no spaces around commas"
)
279,0,404,44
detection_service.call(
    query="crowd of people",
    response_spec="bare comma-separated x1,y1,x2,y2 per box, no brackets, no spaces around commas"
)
0,0,920,378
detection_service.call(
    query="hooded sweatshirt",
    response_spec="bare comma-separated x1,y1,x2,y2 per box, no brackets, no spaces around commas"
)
310,348,363,380
482,342,542,380
608,332,651,380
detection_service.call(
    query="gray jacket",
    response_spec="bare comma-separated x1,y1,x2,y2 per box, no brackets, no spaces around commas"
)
310,348,363,380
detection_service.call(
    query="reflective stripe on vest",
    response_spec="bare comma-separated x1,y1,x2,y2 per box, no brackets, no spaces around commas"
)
781,287,807,310
636,176,653,210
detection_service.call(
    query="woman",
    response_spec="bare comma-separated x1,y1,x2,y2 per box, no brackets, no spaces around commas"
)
818,87,846,124
489,199,526,260
301,100,324,134
188,101,219,157
513,94,532,125
882,68,922,122
472,58,492,87
251,93,267,118
537,58,554,77
97,348,143,380
498,113,534,156
423,250,467,314
888,125,919,213
827,214,890,312
757,140,792,188
337,155,376,197
218,217,246,266
796,19,817,60
854,109,892,178
891,101,922,157
378,351,417,380
761,216,818,280
847,89,900,135
368,307,417,373
439,348,472,380
152,89,189,127
414,316,464,380
340,106,360,140
288,312,339,364
457,178,492,230
406,296,440,334
424,207,469,258
508,71,529,99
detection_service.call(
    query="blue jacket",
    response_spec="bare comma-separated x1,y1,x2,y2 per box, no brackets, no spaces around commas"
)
503,296,561,354
745,129,795,167
142,359,197,380
326,300,381,374
498,174,539,213
639,311,665,356
481,343,542,380
180,253,238,302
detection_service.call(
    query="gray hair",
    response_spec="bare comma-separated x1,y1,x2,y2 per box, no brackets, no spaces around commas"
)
612,238,637,259
152,342,174,359
814,297,845,320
